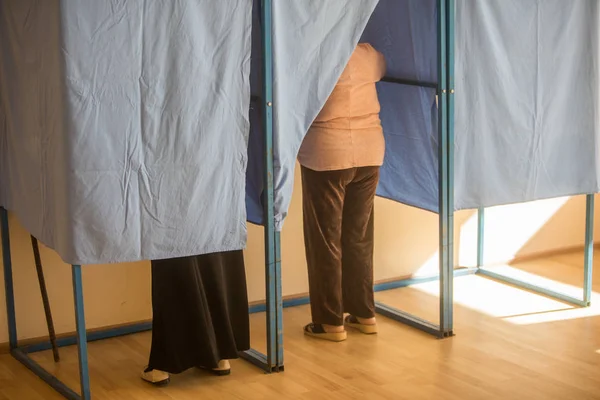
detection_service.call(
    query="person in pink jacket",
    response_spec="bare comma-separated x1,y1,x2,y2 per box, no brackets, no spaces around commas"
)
298,43,386,342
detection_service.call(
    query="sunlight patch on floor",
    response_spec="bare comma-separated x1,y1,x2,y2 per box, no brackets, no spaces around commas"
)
408,273,600,325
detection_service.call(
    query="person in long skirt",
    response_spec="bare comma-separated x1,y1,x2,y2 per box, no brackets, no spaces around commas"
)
141,250,250,385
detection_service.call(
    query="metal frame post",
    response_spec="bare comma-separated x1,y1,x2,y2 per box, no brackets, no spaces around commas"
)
71,265,91,400
477,208,485,267
261,0,278,369
1,208,17,349
583,194,595,304
435,0,450,337
241,0,284,372
274,231,284,368
374,0,455,339
440,0,456,336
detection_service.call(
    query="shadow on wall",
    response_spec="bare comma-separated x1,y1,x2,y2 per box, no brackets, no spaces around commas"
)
458,194,600,268
515,195,599,259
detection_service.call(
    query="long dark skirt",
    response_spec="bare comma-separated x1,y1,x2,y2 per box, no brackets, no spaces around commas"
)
148,250,250,374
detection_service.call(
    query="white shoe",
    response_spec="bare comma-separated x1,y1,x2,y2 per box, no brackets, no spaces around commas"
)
141,367,170,386
198,360,231,376
200,359,231,376
214,360,231,375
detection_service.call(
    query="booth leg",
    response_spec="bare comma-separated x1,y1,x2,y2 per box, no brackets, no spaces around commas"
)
477,208,485,268
72,265,91,400
583,194,594,305
1,208,17,349
31,236,60,362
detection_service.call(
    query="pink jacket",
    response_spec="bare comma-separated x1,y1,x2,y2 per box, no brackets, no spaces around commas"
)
298,43,386,171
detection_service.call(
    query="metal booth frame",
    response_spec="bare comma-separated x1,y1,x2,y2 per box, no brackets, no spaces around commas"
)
1,1,595,399
252,0,459,340
370,0,457,339
251,0,595,340
0,2,282,399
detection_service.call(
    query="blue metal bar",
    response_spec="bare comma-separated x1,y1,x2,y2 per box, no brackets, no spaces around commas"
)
274,231,284,370
71,265,91,400
249,297,310,314
584,194,594,304
370,0,456,340
381,77,438,89
260,0,278,372
11,349,80,400
477,208,485,267
23,322,152,354
477,268,589,307
248,268,478,314
375,303,445,338
375,268,475,292
240,349,275,373
1,207,17,349
436,0,452,337
440,0,455,336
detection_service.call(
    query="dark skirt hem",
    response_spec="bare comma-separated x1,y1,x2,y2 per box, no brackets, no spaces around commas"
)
148,250,250,375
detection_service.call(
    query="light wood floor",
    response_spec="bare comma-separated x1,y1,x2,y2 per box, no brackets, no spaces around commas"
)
2,251,600,399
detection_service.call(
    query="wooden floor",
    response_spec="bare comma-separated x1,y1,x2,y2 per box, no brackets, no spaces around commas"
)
2,251,600,399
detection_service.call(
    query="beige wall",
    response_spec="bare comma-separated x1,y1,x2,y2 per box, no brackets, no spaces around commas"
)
1,164,598,344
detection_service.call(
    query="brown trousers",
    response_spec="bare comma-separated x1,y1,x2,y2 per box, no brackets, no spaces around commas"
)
301,165,379,326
